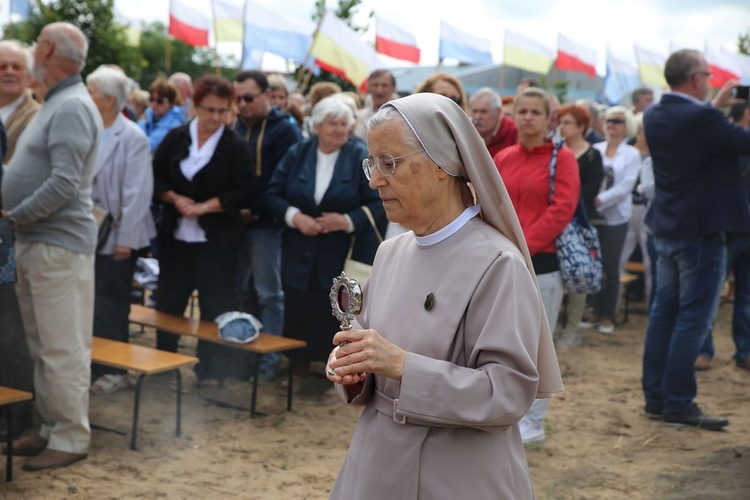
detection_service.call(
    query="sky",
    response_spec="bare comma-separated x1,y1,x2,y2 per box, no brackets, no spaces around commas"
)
113,0,750,76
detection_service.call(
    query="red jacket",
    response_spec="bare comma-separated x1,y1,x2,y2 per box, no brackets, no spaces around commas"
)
486,116,518,158
494,141,580,256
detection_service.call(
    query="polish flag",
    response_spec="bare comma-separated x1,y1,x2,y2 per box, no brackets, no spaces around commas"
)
375,18,420,64
169,0,211,47
555,34,597,78
705,47,750,88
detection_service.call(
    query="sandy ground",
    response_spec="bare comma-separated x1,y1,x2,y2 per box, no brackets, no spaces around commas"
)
2,297,749,499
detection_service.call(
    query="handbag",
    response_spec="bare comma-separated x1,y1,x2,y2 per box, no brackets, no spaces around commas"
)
92,204,118,252
343,206,383,283
0,218,18,286
548,142,603,294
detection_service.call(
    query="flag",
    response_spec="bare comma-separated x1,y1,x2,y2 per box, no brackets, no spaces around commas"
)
603,49,641,106
118,13,142,47
214,0,244,43
10,0,30,20
503,30,554,75
439,22,492,66
375,17,420,64
635,45,667,87
705,47,750,88
242,1,316,67
556,34,597,78
309,10,383,89
169,0,211,47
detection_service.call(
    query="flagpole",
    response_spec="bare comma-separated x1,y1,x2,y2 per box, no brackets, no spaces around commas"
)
165,37,172,73
500,29,507,94
211,0,220,75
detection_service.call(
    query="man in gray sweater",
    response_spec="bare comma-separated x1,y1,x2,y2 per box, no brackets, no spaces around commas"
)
1,22,102,471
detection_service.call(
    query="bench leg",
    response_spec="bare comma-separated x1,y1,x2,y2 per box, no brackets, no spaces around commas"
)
174,369,182,437
287,354,294,412
250,354,260,418
5,406,12,482
130,374,146,451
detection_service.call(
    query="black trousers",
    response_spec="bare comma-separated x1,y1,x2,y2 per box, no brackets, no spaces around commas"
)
156,241,252,381
92,250,145,378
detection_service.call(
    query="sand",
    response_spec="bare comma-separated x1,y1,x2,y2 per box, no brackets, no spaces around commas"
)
2,298,749,499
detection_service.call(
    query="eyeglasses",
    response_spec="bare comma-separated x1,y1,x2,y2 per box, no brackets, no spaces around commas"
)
198,105,230,116
236,93,263,104
692,70,714,78
361,150,425,180
149,96,167,104
441,94,462,106
606,118,625,125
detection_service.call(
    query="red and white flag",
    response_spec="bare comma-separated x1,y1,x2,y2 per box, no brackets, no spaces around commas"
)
169,0,211,47
705,47,750,88
375,17,420,64
555,34,597,78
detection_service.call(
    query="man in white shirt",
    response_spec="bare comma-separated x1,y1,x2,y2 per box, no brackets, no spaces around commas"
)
353,69,397,140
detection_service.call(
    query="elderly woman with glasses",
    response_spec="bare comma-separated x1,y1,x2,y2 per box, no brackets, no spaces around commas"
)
325,93,562,499
152,74,256,387
265,95,386,379
139,76,186,154
85,66,156,395
586,106,641,335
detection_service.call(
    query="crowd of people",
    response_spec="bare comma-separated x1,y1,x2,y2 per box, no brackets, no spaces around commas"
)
0,22,748,496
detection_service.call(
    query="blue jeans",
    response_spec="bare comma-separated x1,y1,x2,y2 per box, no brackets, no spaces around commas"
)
642,234,726,415
700,234,750,360
236,227,285,375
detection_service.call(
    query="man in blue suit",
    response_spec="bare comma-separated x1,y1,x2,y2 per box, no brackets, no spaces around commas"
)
642,49,750,430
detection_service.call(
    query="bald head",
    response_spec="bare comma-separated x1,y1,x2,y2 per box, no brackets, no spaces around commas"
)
44,22,88,71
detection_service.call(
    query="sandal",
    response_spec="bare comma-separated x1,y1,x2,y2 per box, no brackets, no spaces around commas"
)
90,374,129,396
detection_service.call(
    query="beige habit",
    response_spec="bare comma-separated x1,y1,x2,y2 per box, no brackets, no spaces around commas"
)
330,93,563,500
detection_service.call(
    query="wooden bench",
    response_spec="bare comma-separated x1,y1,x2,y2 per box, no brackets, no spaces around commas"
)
619,273,639,324
91,337,198,451
625,261,646,274
0,386,33,482
128,304,307,417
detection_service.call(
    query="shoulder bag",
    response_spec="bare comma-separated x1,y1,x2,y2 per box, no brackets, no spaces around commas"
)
343,206,383,283
548,142,603,294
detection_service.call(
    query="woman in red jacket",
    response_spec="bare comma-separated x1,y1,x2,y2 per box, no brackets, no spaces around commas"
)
494,87,579,444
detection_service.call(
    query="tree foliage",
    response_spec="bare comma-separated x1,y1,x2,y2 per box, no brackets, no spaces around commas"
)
16,0,143,79
739,31,750,55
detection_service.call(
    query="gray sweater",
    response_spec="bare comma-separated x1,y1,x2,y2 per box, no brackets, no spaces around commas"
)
2,75,102,254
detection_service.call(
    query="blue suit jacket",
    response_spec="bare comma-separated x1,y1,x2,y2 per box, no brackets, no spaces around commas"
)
644,93,750,238
265,137,387,291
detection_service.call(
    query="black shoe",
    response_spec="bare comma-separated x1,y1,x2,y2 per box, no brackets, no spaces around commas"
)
663,405,728,430
644,402,663,420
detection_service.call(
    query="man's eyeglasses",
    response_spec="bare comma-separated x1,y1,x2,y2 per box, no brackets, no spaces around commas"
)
606,118,625,125
692,70,714,78
149,96,167,104
198,105,230,116
361,150,425,180
236,93,263,104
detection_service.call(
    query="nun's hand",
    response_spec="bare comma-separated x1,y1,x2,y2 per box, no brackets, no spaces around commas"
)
330,329,407,381
326,345,367,385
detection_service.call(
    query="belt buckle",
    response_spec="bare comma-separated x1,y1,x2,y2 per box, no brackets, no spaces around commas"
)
393,398,407,425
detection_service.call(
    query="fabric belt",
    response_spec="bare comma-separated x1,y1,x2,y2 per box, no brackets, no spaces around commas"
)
372,390,463,428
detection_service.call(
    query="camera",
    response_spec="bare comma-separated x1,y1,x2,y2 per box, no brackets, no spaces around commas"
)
735,85,749,100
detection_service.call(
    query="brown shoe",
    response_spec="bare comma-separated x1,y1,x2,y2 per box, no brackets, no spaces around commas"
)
695,355,712,371
1,435,48,457
22,448,87,471
736,357,750,371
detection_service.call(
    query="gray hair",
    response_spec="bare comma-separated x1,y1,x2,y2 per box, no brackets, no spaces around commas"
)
0,40,32,71
311,95,355,128
86,66,131,110
367,105,423,152
47,22,89,71
605,105,638,138
469,87,501,109
664,49,703,87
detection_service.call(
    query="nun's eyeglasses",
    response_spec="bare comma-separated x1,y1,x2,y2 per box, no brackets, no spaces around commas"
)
362,150,425,180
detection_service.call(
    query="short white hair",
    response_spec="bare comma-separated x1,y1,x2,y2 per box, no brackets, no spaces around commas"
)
605,105,638,138
0,40,32,72
311,95,354,128
47,22,88,71
86,66,131,110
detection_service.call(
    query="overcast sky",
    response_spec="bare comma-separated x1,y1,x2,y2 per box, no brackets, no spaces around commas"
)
115,0,749,76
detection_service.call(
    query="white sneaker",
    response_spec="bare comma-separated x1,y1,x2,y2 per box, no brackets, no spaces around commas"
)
598,323,615,335
519,417,545,444
578,320,599,329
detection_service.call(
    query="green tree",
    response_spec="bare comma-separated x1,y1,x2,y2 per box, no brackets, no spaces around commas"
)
739,31,750,55
16,0,144,80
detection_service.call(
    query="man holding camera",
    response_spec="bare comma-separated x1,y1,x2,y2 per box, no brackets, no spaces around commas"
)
641,48,750,430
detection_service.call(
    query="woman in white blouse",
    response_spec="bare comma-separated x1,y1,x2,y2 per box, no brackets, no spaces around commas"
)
152,75,255,387
588,106,641,334
265,95,386,379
